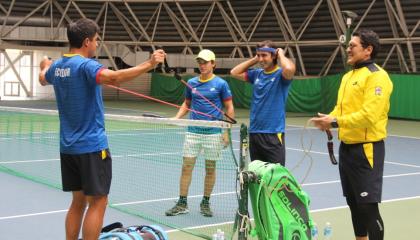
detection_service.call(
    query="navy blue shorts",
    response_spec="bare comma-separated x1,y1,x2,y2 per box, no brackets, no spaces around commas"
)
60,149,112,196
339,141,384,203
249,133,285,165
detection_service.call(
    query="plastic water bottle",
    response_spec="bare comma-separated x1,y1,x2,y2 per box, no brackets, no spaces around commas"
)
311,222,318,240
218,231,225,240
323,222,332,240
217,229,225,240
213,229,225,240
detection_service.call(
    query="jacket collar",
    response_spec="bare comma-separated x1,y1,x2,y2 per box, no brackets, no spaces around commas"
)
353,59,374,69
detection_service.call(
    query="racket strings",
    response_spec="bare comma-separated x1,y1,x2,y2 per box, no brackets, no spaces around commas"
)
289,119,314,184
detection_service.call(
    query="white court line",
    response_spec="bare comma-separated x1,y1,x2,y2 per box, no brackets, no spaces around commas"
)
299,171,420,187
166,195,420,233
112,191,235,207
1,186,419,221
0,158,59,164
388,134,420,140
0,209,68,220
0,192,236,221
232,139,334,156
234,139,420,168
383,172,420,178
3,171,416,220
386,161,420,168
0,152,182,164
3,147,420,170
286,124,420,140
287,124,317,130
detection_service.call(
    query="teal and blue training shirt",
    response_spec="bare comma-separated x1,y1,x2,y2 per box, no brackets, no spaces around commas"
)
185,75,232,134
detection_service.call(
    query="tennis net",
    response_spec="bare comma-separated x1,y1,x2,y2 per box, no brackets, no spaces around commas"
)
0,106,239,239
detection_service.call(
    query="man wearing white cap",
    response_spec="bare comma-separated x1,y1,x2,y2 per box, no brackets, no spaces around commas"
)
165,49,234,217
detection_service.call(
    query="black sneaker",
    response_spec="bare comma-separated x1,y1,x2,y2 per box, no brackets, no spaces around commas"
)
200,202,213,217
165,202,189,216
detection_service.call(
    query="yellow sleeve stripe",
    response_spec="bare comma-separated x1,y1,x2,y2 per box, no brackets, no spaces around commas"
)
363,143,374,168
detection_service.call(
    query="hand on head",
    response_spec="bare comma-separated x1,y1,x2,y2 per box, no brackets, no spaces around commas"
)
276,48,284,57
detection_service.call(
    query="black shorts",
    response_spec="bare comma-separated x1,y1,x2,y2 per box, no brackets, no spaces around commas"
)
339,141,385,203
249,133,285,165
60,149,112,196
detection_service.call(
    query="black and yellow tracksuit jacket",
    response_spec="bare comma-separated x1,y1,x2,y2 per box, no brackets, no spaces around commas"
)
330,60,393,144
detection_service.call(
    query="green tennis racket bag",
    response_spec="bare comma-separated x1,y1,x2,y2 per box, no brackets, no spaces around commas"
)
248,160,314,240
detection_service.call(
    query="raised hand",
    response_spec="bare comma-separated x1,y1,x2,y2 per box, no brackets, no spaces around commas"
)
40,56,53,70
150,49,166,66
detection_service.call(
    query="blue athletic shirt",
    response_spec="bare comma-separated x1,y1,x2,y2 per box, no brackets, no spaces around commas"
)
246,66,292,133
45,54,108,154
185,75,232,134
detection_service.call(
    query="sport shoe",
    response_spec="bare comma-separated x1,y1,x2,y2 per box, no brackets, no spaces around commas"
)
200,202,213,217
165,202,189,216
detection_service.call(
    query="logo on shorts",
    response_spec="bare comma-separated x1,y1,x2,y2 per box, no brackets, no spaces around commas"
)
360,192,369,197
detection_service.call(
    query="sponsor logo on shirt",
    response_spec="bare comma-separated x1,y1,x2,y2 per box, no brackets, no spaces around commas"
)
375,86,382,96
192,88,197,94
360,192,369,197
210,87,216,91
55,68,70,77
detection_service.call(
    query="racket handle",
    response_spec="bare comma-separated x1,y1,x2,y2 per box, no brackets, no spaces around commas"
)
327,141,338,165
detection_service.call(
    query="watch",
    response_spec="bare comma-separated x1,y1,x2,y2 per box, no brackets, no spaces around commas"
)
331,118,339,128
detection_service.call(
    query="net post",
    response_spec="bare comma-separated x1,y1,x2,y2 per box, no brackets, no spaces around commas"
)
239,123,248,170
236,123,251,240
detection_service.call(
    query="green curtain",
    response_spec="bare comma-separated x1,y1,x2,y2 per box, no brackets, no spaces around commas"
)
150,73,192,104
286,74,343,114
224,76,253,108
151,73,420,120
389,74,420,120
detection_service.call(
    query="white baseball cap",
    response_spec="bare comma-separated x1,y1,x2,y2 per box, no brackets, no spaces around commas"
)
196,49,216,61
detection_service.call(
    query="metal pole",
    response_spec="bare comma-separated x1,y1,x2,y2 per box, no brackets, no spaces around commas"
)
236,123,250,240
342,10,358,71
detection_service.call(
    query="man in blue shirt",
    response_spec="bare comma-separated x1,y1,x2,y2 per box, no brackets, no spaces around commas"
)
230,40,296,165
165,49,234,217
39,18,165,240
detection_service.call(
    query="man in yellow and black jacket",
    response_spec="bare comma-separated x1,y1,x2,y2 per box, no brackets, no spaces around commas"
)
311,29,393,240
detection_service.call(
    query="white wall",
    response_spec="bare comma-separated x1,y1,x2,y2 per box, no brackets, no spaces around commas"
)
0,45,249,101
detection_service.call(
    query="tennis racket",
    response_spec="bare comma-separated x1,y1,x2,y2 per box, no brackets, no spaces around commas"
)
325,129,338,165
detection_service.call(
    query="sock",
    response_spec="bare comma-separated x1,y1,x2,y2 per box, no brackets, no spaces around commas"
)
202,196,210,204
179,196,187,204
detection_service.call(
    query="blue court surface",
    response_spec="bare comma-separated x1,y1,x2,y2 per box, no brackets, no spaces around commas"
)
1,124,420,239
